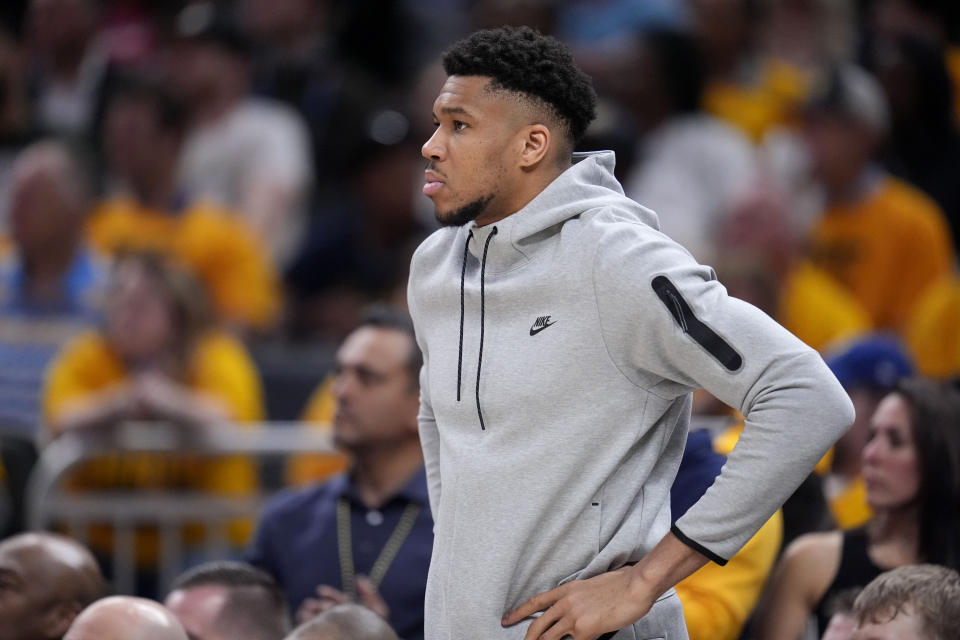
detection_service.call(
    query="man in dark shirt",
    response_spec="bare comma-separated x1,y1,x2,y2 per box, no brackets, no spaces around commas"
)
247,309,431,640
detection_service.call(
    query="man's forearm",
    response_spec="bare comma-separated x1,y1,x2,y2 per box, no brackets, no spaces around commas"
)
626,532,710,605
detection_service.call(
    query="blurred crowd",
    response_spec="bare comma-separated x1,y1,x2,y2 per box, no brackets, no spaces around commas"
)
3,0,960,639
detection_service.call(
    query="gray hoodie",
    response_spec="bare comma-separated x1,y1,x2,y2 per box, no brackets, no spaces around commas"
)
407,151,854,639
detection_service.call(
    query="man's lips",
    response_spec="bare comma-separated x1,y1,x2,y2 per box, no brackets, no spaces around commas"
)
423,170,445,196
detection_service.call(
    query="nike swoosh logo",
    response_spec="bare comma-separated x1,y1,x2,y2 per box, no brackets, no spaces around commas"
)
529,321,556,336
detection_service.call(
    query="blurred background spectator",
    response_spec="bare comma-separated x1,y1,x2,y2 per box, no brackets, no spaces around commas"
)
92,74,281,332
0,532,106,640
602,26,757,265
754,377,960,638
41,251,262,594
164,560,291,640
821,335,913,532
851,563,960,640
284,603,399,640
167,2,312,267
64,595,189,640
25,0,115,143
0,140,104,436
247,309,431,640
797,62,953,335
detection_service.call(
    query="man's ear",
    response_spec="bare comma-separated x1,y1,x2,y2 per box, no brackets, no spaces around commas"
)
42,600,81,639
518,124,551,169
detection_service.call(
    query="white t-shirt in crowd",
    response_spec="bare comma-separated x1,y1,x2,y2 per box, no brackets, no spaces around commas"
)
178,97,313,265
625,114,757,264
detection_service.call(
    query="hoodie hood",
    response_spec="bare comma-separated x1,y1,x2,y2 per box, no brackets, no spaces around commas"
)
465,150,660,273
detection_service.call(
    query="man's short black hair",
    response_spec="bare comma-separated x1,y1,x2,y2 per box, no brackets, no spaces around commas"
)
441,26,598,144
169,561,290,639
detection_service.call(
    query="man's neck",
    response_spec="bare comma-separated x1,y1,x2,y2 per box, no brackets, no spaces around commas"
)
475,163,568,227
350,439,423,510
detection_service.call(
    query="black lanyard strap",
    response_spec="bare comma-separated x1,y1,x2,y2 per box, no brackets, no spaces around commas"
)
336,496,421,599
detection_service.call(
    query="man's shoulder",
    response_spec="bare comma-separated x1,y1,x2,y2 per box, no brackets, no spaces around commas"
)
411,226,459,259
578,205,696,271
408,227,462,286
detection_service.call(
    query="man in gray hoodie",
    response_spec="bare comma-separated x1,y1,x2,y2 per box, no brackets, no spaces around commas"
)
408,26,854,640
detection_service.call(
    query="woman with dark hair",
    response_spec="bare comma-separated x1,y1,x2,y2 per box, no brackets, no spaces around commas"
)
755,377,960,639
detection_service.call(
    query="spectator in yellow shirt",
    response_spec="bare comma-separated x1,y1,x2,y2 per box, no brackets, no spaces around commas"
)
906,274,960,378
802,64,954,334
43,251,263,579
89,76,281,331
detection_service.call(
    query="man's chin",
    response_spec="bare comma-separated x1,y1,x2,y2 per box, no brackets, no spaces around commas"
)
435,194,494,227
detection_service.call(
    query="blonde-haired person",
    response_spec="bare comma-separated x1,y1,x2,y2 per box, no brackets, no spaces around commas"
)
852,564,960,640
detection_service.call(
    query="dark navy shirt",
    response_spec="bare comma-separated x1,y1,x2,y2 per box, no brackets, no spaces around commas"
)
670,429,727,523
246,468,433,640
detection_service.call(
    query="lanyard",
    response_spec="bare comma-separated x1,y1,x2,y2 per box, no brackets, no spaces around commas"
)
336,496,421,599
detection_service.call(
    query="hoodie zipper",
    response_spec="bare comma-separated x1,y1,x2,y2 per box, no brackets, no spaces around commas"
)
456,226,498,430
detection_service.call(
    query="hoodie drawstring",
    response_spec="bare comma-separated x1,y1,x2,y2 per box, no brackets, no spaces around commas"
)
476,226,497,430
455,227,498,431
456,231,473,402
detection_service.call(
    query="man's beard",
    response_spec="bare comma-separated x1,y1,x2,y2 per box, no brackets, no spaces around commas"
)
436,194,495,227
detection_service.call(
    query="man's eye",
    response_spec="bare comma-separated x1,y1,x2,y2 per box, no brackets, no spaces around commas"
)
454,120,468,131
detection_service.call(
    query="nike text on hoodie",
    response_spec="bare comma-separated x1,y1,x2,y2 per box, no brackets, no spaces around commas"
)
407,151,855,639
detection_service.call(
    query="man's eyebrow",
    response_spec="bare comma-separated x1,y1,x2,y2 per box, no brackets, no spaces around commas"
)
438,106,473,117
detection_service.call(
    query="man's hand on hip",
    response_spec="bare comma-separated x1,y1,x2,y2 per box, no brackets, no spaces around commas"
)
501,565,655,640
501,532,710,640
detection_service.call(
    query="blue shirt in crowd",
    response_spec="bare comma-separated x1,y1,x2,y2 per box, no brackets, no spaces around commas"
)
0,248,105,434
246,467,433,640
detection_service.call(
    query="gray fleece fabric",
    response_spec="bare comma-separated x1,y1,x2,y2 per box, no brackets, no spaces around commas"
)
407,151,854,639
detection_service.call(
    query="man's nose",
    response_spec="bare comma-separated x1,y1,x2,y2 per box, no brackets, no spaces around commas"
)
422,128,444,161
333,374,352,402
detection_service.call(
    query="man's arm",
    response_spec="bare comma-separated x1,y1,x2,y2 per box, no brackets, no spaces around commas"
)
417,362,442,518
591,223,853,563
505,221,853,639
408,251,441,517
